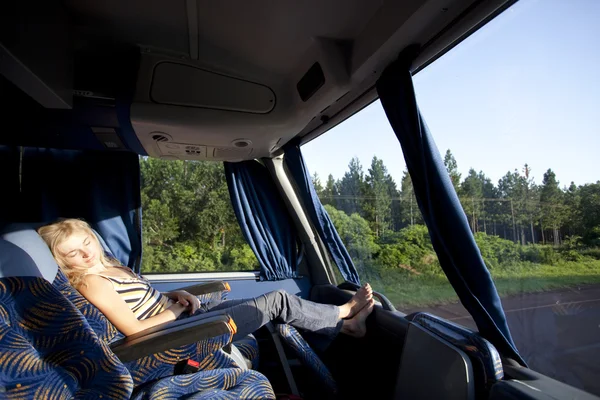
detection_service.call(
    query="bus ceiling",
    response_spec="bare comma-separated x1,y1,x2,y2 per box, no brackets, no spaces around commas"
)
0,0,514,159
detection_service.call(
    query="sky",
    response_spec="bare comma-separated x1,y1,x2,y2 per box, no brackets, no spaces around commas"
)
303,0,600,189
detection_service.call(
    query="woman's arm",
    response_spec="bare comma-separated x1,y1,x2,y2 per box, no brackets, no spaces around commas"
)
164,290,201,314
79,275,188,336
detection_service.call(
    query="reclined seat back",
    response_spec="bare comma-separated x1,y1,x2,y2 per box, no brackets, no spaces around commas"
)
0,239,134,399
1,226,249,385
0,239,276,399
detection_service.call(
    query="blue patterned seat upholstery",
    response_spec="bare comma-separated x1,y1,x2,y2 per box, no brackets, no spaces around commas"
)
275,323,338,395
53,270,248,385
233,334,260,369
133,368,275,399
0,276,276,399
409,312,503,395
214,290,336,395
0,276,134,399
1,226,259,387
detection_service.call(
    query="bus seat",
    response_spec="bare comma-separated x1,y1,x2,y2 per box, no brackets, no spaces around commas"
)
0,225,258,386
0,238,134,398
408,312,504,396
0,238,275,399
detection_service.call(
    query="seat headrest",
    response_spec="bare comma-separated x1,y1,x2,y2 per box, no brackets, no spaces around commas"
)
0,223,59,282
0,238,46,279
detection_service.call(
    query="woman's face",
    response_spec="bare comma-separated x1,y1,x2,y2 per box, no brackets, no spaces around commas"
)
56,230,103,269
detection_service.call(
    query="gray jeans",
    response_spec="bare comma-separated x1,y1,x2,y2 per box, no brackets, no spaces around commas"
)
180,289,343,343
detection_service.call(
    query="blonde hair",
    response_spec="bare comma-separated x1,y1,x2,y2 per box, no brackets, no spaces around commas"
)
38,218,120,288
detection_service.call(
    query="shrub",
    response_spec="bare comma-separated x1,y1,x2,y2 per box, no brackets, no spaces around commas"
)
324,205,379,262
580,248,600,260
560,250,584,262
520,245,543,263
376,225,441,275
539,246,561,265
473,233,520,269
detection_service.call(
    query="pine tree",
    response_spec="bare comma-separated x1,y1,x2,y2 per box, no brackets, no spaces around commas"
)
460,169,483,233
321,174,338,207
364,156,393,238
400,169,423,226
540,169,564,246
578,182,600,246
386,174,403,232
338,157,366,217
443,149,461,191
312,172,324,198
563,182,582,238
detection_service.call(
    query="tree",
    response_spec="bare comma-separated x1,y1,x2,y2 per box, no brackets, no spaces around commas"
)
399,169,423,227
320,174,338,207
563,182,582,238
324,205,379,268
479,171,497,234
312,172,324,198
338,157,366,217
540,169,565,246
522,164,540,244
364,156,393,238
443,149,461,191
386,174,403,232
460,169,483,233
578,182,600,246
497,170,525,243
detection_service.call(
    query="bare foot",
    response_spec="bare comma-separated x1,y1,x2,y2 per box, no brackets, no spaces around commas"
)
338,283,373,319
341,299,375,338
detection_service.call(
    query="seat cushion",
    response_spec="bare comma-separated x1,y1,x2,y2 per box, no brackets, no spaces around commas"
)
276,323,337,395
0,239,44,279
0,276,133,399
233,334,260,370
0,224,59,282
132,368,275,400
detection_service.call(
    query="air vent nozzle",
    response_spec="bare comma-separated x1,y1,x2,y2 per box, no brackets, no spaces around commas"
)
151,132,172,142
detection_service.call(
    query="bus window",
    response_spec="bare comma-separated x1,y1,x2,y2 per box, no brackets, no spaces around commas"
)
140,158,259,273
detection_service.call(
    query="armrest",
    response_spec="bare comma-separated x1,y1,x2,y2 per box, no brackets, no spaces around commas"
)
110,314,237,363
179,281,231,296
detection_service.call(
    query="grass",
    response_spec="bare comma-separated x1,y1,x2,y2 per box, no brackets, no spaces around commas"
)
364,260,600,311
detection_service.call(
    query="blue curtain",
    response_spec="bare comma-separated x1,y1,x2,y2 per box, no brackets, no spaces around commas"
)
224,160,300,281
376,48,525,365
283,142,360,285
19,148,142,271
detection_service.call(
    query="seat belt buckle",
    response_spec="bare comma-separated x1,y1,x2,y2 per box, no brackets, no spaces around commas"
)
182,359,200,374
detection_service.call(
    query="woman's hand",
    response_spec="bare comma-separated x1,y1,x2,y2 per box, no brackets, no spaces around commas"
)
165,290,201,314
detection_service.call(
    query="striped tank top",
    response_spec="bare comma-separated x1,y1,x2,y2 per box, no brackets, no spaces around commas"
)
91,273,173,320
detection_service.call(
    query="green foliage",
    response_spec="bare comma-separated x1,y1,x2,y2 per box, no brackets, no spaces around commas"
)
363,156,393,237
579,183,600,245
324,204,379,262
443,149,461,190
226,245,260,271
140,158,257,273
138,150,600,311
474,233,521,269
580,248,600,260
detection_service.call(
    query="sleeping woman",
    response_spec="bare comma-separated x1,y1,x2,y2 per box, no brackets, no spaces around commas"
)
38,219,374,343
